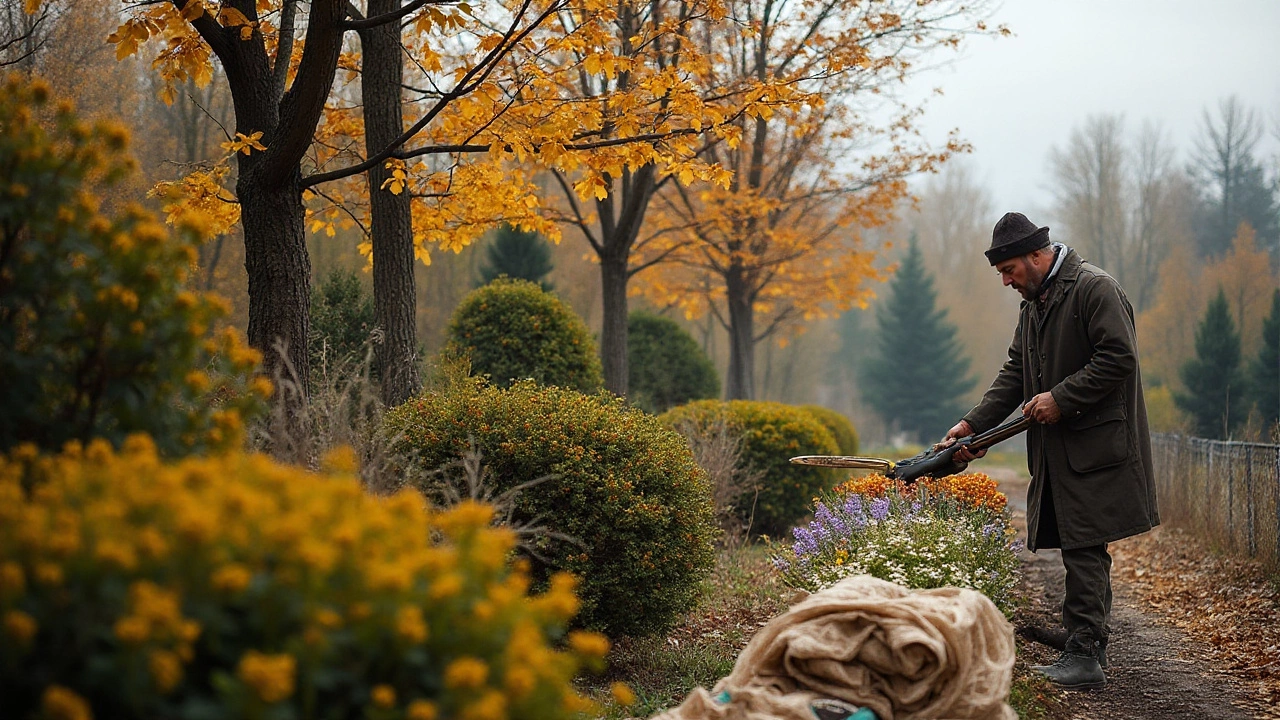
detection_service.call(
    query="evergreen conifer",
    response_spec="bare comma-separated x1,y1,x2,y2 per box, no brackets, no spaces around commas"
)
309,270,377,379
1250,289,1279,430
478,225,555,290
860,239,975,443
1176,287,1246,439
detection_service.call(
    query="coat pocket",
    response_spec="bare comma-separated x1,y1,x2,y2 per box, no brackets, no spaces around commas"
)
1063,404,1128,473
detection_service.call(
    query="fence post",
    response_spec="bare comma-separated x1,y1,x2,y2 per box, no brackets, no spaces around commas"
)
1227,444,1234,551
1246,445,1255,557
1207,442,1215,537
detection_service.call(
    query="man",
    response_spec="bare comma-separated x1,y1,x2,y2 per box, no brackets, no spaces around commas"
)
943,211,1159,689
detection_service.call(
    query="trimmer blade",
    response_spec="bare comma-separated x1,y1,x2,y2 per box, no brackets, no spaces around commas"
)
788,455,894,472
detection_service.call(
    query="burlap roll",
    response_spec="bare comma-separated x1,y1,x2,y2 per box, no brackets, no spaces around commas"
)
652,575,1017,720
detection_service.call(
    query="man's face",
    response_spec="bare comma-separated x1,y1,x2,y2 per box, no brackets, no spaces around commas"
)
995,252,1047,300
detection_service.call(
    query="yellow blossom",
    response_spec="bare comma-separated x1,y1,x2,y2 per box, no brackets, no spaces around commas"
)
444,656,489,689
461,689,507,720
0,560,24,597
42,685,92,720
504,665,535,698
371,684,396,708
236,651,296,703
567,630,609,658
114,616,149,644
611,681,636,706
3,609,37,644
148,649,183,692
407,700,439,720
395,605,429,643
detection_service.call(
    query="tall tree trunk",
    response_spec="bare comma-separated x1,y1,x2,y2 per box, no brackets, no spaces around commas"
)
360,0,421,407
599,250,629,395
239,167,312,393
725,266,755,400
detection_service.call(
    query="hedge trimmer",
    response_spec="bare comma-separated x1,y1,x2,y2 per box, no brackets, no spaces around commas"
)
789,415,1032,484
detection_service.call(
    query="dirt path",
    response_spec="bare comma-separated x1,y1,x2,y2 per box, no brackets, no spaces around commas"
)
985,466,1267,719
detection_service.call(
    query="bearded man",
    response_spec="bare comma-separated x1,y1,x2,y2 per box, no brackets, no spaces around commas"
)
942,211,1159,689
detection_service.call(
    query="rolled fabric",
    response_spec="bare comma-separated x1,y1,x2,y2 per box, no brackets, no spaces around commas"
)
652,575,1016,720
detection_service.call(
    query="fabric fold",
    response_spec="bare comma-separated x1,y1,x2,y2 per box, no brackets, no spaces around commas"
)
652,575,1017,720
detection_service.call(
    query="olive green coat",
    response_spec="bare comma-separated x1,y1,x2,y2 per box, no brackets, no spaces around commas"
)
963,249,1159,551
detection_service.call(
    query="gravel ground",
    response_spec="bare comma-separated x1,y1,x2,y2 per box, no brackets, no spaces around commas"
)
988,465,1277,719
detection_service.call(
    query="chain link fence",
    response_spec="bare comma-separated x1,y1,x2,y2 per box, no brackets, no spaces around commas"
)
1151,433,1280,573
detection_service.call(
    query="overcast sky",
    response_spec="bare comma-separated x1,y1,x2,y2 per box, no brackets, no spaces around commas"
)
901,0,1280,221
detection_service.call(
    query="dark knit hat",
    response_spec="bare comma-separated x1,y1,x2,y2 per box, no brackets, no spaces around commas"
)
985,212,1050,265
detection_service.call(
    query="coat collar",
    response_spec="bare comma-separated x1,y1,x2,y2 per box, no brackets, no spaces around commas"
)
1033,248,1082,331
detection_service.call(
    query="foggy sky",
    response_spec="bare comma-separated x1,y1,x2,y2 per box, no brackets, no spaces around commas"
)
902,0,1280,223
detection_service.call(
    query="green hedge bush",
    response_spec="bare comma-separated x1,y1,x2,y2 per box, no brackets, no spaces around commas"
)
446,278,602,393
800,405,860,455
0,75,264,457
627,312,719,414
660,400,839,537
385,378,717,637
0,438,607,720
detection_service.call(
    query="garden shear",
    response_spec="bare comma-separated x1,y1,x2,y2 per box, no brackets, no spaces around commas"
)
789,415,1032,484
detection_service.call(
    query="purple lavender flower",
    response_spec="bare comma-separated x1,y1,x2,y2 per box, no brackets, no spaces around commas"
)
911,501,922,514
828,513,848,536
869,497,891,522
771,556,791,572
842,495,866,529
792,526,818,556
1010,539,1026,553
810,520,831,542
982,522,1001,538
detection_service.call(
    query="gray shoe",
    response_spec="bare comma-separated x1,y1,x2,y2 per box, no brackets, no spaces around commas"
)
1031,650,1106,689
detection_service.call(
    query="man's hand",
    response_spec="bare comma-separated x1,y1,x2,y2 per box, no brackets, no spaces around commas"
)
1023,392,1062,424
938,420,986,462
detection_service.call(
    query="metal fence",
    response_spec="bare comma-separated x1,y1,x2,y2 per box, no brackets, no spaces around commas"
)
1151,433,1280,573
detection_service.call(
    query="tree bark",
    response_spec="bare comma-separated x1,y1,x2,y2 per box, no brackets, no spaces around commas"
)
239,167,312,391
599,249,629,395
725,265,755,400
360,0,421,407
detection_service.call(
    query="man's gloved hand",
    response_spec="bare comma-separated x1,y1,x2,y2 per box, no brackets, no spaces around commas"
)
1022,392,1062,424
938,420,986,462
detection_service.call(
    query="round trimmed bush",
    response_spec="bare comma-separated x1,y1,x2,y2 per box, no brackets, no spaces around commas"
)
447,278,603,393
800,405,860,455
661,400,839,537
0,438,604,719
385,378,717,637
627,312,720,414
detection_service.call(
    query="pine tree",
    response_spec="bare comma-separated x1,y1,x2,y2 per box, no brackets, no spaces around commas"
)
860,238,975,443
478,225,555,290
1250,289,1280,430
1176,288,1246,439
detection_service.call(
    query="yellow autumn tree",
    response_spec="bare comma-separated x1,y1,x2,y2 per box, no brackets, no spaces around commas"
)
635,0,997,399
101,0,786,408
1202,222,1276,358
1137,245,1207,391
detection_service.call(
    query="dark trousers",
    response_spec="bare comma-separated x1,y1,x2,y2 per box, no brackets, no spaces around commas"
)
1037,475,1112,641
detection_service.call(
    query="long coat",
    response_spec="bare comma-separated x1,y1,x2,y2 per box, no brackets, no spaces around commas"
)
963,248,1159,551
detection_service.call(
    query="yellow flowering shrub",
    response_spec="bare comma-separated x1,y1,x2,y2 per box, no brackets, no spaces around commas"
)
0,74,263,457
0,437,604,719
386,377,717,637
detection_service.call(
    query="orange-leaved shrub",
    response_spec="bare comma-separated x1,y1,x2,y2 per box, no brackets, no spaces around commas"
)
0,74,264,457
661,400,839,537
0,438,608,719
385,377,717,637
